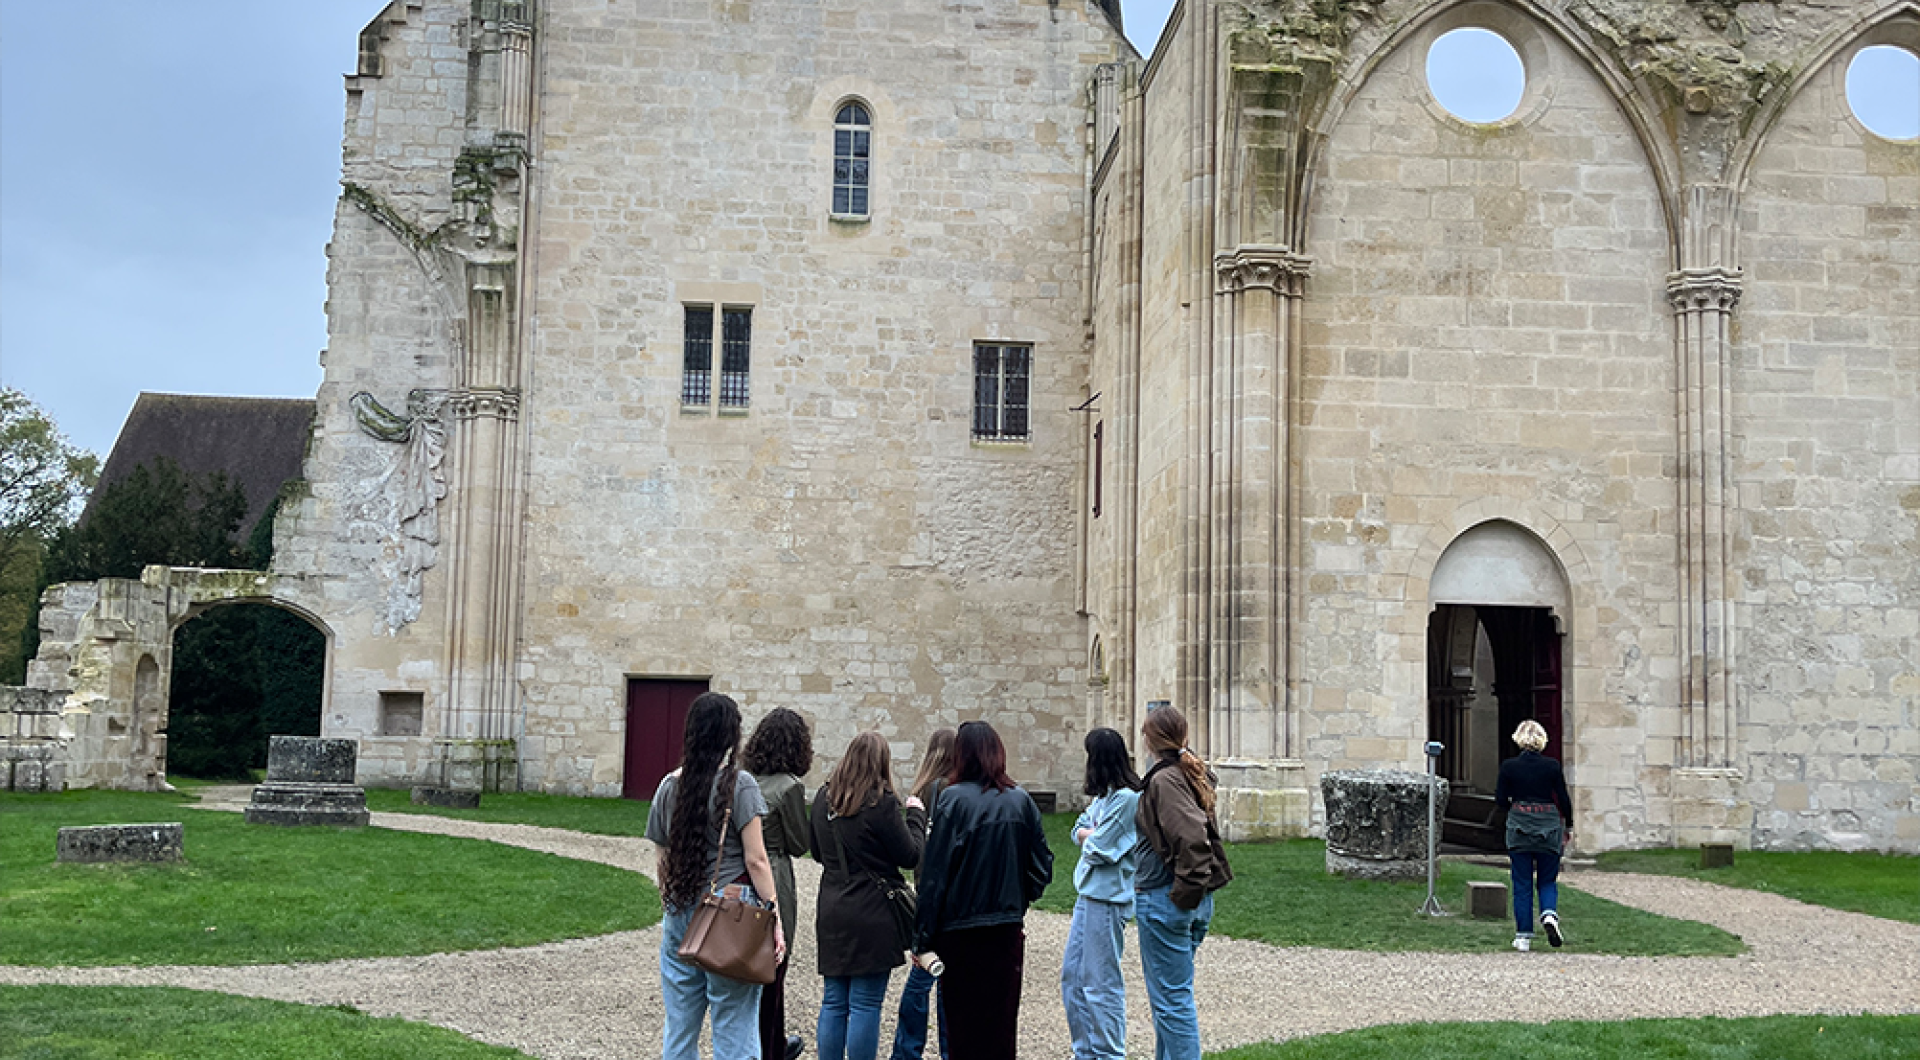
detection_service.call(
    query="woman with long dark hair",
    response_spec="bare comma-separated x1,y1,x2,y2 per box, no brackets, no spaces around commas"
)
911,720,1052,1060
746,708,814,1060
1133,706,1231,1060
889,728,956,1060
810,732,927,1060
644,692,786,1060
1060,727,1142,1060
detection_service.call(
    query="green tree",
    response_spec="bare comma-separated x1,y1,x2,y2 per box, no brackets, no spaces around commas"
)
0,390,97,683
167,605,324,780
46,456,250,583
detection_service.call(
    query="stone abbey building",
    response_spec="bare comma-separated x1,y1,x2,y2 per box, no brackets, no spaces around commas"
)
9,0,1915,853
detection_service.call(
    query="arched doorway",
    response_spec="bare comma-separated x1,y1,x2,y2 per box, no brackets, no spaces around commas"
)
1426,520,1569,850
166,602,327,781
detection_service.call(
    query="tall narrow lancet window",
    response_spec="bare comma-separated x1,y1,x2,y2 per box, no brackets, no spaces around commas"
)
682,305,713,406
719,307,752,409
833,102,872,218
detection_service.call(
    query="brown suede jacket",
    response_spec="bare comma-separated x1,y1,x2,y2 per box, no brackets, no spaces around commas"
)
1136,756,1233,910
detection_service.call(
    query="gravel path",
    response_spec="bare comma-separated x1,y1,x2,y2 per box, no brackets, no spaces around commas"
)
5,791,1916,1058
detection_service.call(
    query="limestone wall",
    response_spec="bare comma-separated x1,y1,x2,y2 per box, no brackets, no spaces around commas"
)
1734,34,1920,851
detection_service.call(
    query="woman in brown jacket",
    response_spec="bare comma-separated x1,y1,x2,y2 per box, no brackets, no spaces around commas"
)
1133,706,1232,1060
810,732,927,1060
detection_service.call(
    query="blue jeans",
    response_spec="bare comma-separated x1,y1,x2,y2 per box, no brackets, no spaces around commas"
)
818,971,890,1060
1510,849,1561,935
659,890,767,1060
1135,886,1212,1060
888,963,948,1060
1061,896,1130,1060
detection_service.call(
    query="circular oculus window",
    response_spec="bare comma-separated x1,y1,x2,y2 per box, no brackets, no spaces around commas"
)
1847,45,1920,141
1427,27,1527,124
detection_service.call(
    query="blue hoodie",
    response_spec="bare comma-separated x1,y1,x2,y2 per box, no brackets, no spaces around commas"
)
1072,787,1142,912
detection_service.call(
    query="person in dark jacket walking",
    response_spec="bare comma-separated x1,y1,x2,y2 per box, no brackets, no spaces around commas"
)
747,708,814,1060
810,732,927,1060
1133,706,1231,1060
1495,719,1573,951
911,720,1052,1060
890,728,956,1060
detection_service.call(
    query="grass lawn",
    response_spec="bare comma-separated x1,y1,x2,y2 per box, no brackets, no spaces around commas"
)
0,985,532,1060
1206,1014,1920,1060
0,790,659,967
1038,814,1742,956
361,787,655,836
1596,847,1920,924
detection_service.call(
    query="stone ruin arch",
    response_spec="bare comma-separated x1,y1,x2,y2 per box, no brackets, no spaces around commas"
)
0,566,331,792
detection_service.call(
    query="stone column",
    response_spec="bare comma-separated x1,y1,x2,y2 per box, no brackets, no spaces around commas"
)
1667,183,1748,840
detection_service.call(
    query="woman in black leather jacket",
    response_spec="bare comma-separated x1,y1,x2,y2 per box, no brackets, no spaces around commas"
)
910,721,1052,1060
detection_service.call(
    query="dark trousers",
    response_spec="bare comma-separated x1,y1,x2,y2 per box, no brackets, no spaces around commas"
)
934,924,1024,1060
759,951,791,1060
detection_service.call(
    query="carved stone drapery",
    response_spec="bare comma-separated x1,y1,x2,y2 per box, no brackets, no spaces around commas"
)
351,389,451,635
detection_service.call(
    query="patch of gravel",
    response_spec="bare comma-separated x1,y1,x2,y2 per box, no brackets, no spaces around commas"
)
5,793,1915,1059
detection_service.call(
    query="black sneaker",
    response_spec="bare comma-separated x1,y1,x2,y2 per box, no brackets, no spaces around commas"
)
1542,913,1564,948
785,1035,806,1060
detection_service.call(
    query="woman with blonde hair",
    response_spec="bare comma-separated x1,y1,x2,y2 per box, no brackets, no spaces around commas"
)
1495,718,1573,951
810,733,927,1060
889,729,955,1060
1133,706,1231,1060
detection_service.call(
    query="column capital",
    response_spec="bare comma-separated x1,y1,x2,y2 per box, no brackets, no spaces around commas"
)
448,386,522,421
1216,246,1312,297
1666,267,1743,312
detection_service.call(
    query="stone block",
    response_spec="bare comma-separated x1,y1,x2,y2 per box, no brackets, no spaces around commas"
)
1322,769,1448,881
265,735,359,785
1671,768,1753,849
1467,880,1508,919
412,786,480,809
245,782,371,827
57,822,183,863
1215,758,1312,842
1700,843,1735,869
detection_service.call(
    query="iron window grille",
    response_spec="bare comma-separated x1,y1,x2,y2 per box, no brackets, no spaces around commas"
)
681,305,713,407
833,102,871,218
972,343,1032,441
720,307,752,409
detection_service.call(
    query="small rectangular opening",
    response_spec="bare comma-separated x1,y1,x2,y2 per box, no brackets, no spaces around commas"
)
380,691,424,737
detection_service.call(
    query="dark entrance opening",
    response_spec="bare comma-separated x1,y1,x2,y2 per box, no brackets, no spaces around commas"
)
1426,603,1562,851
624,678,708,800
167,603,326,781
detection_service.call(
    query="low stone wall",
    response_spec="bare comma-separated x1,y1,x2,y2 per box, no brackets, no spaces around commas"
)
56,822,184,863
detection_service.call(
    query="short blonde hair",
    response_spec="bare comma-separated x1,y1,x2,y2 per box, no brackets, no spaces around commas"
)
1513,719,1549,753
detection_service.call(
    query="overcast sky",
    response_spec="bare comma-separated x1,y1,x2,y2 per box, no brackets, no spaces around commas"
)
0,1,1912,457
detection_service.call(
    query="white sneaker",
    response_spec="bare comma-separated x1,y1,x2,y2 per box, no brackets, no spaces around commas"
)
1542,912,1564,948
1512,935,1531,952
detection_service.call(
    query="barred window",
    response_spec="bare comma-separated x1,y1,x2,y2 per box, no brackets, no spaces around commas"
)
720,307,752,409
972,343,1032,442
681,305,713,406
833,102,871,218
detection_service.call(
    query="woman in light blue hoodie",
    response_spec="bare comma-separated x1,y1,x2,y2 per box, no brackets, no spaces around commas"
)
1060,727,1143,1060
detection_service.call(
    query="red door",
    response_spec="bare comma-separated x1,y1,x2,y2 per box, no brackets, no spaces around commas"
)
1530,612,1564,761
624,678,706,800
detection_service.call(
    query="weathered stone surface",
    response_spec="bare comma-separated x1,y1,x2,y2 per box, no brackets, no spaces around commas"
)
57,822,183,864
412,786,480,809
245,782,370,828
1467,880,1508,920
265,735,359,785
1322,769,1447,880
1215,759,1313,842
1700,843,1735,869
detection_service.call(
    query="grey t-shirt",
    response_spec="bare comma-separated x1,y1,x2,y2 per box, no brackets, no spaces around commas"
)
645,769,768,897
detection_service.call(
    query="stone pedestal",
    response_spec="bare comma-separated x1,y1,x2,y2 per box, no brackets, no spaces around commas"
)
1214,758,1312,842
429,738,517,795
57,822,184,863
412,786,481,809
245,735,369,827
1671,767,1751,849
1466,880,1507,919
1321,769,1448,881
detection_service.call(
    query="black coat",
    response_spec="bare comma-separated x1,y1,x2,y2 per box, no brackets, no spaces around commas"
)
912,781,1052,953
809,788,928,978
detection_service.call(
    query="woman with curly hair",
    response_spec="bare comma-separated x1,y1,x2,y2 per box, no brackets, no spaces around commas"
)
747,708,814,1060
644,692,785,1060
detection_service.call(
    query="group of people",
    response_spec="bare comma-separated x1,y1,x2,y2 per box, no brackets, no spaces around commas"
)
643,693,1233,1060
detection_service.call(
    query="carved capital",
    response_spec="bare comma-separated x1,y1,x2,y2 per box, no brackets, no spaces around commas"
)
1666,267,1743,313
448,387,522,422
1216,247,1312,297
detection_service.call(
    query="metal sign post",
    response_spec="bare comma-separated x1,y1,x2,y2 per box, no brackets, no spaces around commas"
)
1420,740,1447,917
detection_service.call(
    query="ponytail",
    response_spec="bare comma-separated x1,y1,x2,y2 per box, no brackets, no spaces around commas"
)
1143,705,1215,814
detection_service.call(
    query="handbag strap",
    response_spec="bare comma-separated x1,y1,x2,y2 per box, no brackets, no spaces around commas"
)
705,769,736,895
827,795,900,896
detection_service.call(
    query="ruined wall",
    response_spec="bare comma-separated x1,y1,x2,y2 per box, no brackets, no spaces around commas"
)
510,0,1127,794
1734,30,1920,850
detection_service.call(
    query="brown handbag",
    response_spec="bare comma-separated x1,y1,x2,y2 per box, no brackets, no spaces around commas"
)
674,792,778,985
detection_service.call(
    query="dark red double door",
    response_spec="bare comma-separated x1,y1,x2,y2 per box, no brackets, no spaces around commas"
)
623,678,707,800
